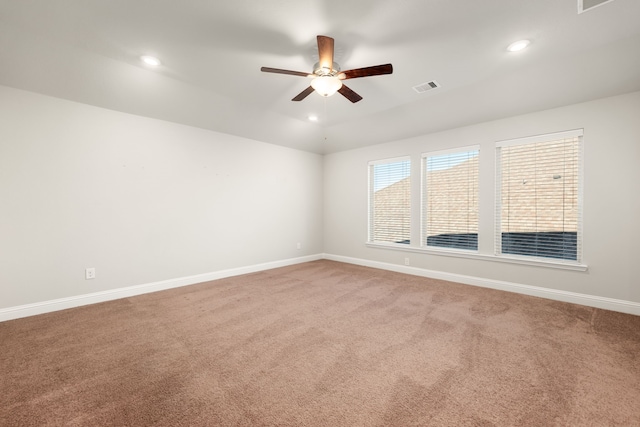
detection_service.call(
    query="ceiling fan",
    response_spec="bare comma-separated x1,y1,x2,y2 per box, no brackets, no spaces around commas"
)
261,35,393,103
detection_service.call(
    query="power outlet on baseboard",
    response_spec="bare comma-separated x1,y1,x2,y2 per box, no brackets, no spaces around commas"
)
404,258,410,266
85,268,96,280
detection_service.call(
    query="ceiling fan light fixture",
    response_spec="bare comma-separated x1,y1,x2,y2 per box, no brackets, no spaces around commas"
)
311,75,343,97
261,35,392,103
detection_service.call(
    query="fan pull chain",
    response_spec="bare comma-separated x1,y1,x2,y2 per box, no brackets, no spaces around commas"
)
323,97,328,141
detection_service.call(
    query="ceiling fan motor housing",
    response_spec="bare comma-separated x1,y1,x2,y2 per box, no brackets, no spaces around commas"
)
313,62,341,76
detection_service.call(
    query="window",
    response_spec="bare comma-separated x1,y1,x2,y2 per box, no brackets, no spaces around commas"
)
422,147,479,251
496,130,583,262
368,157,411,245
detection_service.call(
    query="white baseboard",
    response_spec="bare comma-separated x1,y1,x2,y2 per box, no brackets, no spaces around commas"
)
3,253,639,322
323,253,640,316
0,254,323,322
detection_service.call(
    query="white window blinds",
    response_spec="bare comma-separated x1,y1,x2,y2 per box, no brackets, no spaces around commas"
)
496,130,583,262
422,147,479,251
369,157,411,244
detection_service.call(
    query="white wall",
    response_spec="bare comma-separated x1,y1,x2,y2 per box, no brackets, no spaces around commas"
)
2,85,639,316
0,85,324,310
324,91,640,305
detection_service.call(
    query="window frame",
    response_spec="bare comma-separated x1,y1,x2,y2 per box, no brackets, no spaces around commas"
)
495,129,584,266
421,145,480,254
367,156,412,247
364,130,587,272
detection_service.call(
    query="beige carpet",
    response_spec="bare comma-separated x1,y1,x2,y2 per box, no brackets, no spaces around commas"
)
1,260,639,426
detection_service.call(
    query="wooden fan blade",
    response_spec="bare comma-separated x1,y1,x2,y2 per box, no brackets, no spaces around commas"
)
338,84,363,103
292,86,315,101
261,67,312,77
317,35,334,71
339,63,393,80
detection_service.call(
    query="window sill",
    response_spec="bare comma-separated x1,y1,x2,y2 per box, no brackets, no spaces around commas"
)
365,242,588,272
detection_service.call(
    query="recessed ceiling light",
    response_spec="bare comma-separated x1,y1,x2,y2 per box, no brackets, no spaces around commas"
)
141,56,161,66
507,40,530,52
308,115,318,122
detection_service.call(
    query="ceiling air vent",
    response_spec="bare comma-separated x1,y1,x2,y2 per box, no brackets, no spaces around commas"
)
413,80,440,94
578,0,615,13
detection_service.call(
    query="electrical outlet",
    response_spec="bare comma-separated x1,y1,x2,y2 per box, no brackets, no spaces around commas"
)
85,268,96,280
404,258,410,266
297,242,301,250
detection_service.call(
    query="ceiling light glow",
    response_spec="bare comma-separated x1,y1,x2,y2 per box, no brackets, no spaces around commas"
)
141,56,161,66
507,40,530,52
311,76,343,97
308,115,318,122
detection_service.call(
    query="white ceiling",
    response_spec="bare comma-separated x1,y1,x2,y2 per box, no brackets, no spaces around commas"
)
1,0,639,154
